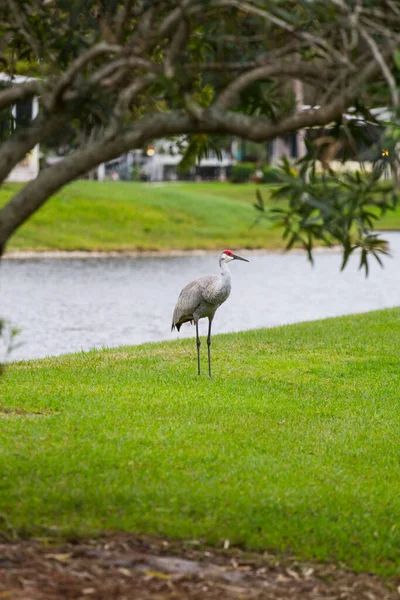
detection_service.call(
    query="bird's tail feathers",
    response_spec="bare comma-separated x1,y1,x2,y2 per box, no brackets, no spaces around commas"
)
171,320,182,332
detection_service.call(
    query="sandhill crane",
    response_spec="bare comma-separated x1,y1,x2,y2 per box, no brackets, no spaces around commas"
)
171,249,249,376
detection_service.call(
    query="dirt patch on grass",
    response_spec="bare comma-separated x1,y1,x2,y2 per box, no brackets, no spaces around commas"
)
0,407,52,418
0,534,398,599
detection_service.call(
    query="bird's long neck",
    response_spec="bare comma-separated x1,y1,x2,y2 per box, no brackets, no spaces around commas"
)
219,258,231,282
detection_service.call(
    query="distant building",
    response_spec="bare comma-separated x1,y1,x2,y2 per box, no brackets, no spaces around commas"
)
141,146,234,182
91,106,395,183
0,73,40,182
97,141,235,182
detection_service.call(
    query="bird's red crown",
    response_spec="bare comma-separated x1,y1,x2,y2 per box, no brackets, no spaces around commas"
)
222,249,233,256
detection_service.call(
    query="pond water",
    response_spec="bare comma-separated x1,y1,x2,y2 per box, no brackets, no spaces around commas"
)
2,234,400,362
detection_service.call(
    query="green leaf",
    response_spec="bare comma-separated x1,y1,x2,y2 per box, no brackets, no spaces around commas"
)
394,48,400,71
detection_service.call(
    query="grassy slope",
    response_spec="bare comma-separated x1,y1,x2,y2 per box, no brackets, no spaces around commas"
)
0,181,283,251
1,180,400,252
1,308,400,576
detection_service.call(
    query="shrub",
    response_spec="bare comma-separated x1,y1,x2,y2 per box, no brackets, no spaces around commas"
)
231,162,256,183
231,162,285,184
262,166,283,184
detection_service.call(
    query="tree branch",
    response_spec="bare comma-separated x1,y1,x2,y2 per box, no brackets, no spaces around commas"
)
48,42,122,110
115,0,134,43
187,61,258,72
358,28,398,107
86,56,158,90
213,0,353,68
164,20,189,78
0,112,196,248
212,47,381,142
214,62,333,109
114,75,157,118
0,80,40,111
0,112,67,184
384,0,400,17
6,0,40,57
159,0,202,38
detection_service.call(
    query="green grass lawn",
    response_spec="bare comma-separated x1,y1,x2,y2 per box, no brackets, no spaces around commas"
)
1,180,400,252
0,181,283,252
1,308,400,576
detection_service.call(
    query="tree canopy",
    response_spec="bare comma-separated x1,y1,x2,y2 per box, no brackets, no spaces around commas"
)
0,0,400,268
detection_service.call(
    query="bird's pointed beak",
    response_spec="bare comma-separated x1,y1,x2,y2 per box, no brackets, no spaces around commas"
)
233,253,249,262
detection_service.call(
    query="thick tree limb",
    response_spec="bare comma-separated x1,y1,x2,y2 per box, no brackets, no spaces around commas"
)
212,52,384,140
0,113,196,248
0,113,67,184
0,80,40,111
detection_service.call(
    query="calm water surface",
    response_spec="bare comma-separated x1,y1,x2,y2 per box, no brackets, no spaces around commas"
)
2,234,400,361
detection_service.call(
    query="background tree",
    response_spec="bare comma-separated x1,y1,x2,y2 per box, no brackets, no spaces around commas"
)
0,0,400,268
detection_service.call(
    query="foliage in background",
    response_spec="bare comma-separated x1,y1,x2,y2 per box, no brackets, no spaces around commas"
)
255,163,398,274
254,98,400,274
231,162,282,184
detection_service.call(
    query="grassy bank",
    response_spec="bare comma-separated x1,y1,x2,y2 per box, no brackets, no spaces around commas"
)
0,181,281,252
1,308,400,576
1,180,400,252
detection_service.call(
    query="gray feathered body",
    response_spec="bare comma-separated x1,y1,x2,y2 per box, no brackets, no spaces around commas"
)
171,268,231,332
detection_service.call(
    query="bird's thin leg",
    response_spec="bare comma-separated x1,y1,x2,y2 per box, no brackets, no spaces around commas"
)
195,320,201,376
207,319,212,378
